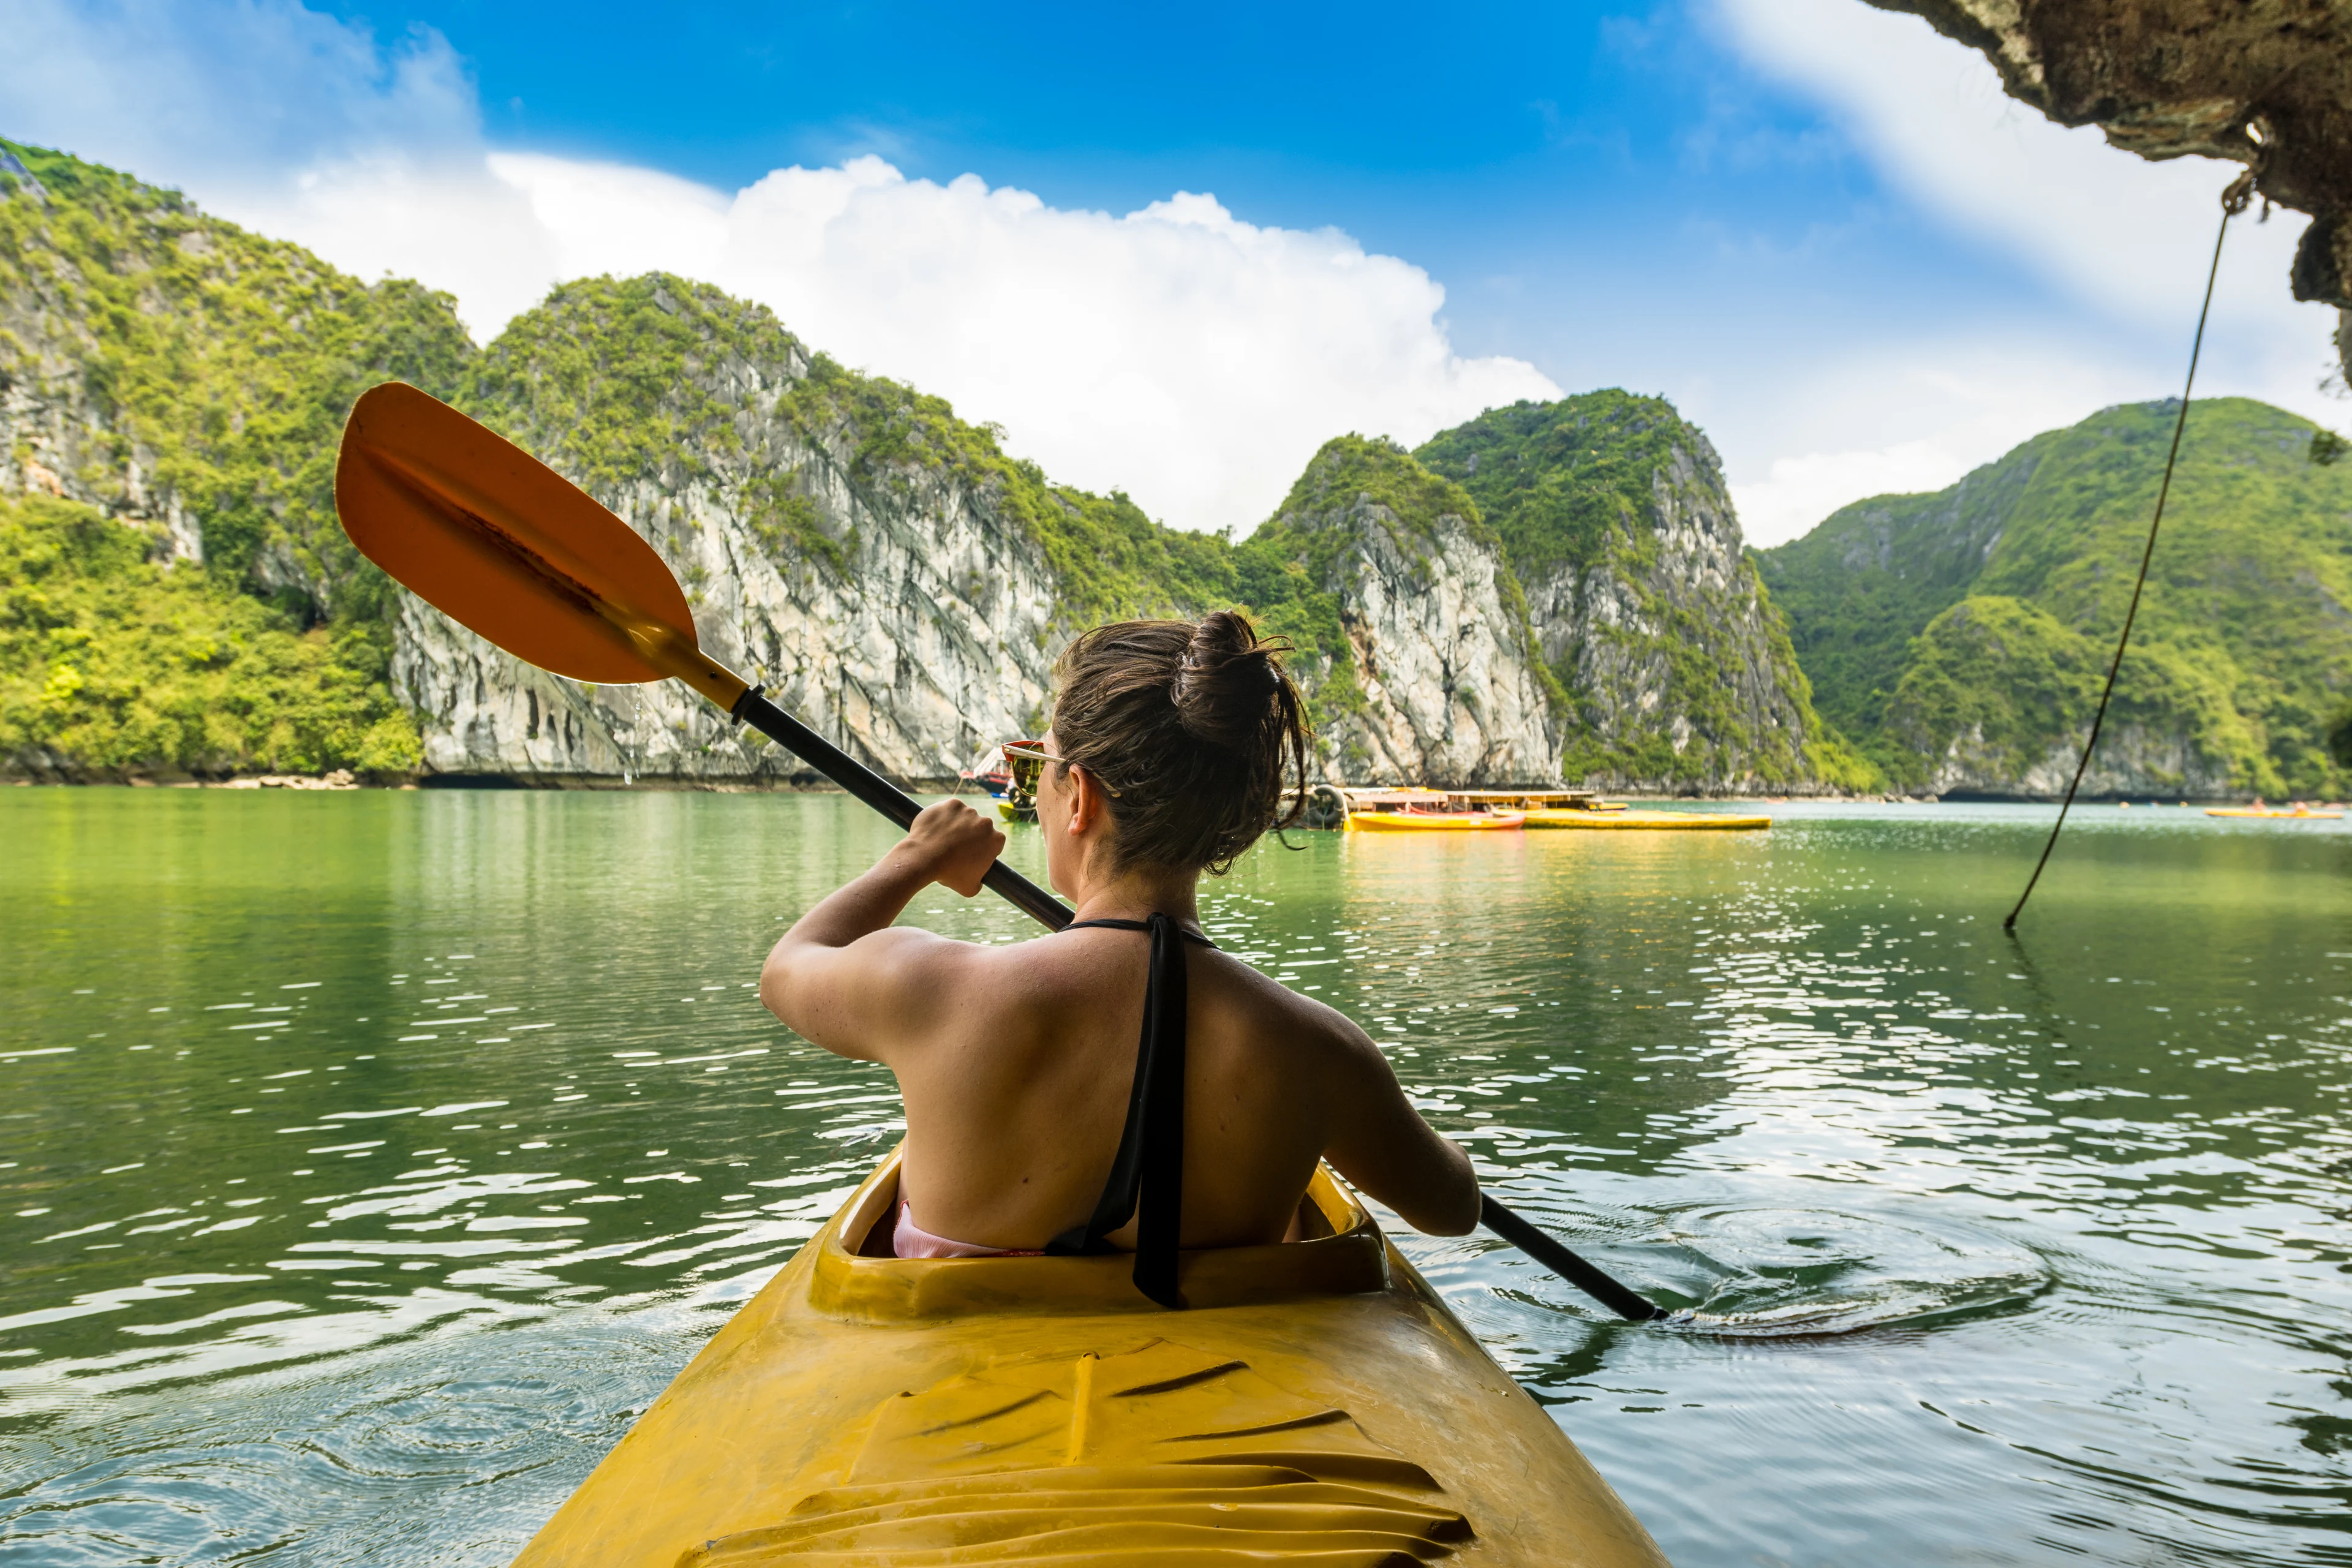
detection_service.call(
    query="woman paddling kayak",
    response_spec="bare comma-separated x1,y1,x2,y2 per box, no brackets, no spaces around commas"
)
521,612,1671,1566
759,611,1479,1299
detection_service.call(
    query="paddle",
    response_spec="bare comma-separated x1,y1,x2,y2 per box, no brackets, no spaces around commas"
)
333,380,1670,1325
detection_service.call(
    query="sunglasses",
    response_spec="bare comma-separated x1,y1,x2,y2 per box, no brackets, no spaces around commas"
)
1001,740,1122,797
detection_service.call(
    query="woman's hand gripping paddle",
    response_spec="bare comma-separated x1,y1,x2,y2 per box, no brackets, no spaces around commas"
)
332,379,1668,1323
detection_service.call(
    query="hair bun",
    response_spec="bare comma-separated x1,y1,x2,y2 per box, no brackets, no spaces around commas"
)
1174,611,1291,744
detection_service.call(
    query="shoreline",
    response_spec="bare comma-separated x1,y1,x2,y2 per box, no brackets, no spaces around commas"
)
0,772,2318,807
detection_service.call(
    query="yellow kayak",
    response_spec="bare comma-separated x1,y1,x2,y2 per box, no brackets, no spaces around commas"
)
2205,807,2342,819
512,1153,1668,1567
1348,810,1527,832
1523,809,1769,831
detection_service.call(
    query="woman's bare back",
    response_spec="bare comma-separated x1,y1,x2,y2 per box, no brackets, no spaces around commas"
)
890,926,1339,1250
761,805,1477,1250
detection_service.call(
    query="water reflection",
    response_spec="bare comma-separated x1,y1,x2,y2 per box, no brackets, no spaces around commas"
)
2,791,2348,1566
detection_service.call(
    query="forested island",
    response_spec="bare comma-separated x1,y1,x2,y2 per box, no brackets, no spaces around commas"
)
5,137,2348,798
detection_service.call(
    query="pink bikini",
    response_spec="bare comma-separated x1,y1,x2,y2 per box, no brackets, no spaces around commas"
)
886,1200,1040,1259
887,914,1211,1306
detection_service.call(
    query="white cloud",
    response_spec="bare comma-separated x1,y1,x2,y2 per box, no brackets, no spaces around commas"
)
1713,0,2290,328
1717,334,2167,545
1733,443,1962,547
477,153,1558,533
0,2,1556,535
1,0,480,179
1709,0,2345,543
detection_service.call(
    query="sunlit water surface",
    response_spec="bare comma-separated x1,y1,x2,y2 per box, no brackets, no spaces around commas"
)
2,789,2346,1566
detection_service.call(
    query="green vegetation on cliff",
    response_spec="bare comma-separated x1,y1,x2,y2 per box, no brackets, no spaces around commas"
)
1419,394,1870,790
0,137,464,776
1759,398,2352,795
1883,594,2258,788
0,137,473,608
1415,390,1687,578
0,494,421,776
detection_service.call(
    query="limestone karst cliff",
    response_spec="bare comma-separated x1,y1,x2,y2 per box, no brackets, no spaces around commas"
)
405,277,1071,786
1243,437,1559,785
1759,398,2352,798
2,136,1845,793
1416,394,1850,791
0,138,464,777
418,281,1594,788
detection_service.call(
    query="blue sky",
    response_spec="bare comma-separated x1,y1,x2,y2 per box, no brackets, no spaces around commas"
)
6,0,2342,541
342,2,1992,347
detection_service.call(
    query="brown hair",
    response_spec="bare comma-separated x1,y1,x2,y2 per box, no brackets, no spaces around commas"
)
1050,610,1312,874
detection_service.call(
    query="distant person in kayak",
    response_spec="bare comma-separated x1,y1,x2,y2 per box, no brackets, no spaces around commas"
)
760,611,1478,1302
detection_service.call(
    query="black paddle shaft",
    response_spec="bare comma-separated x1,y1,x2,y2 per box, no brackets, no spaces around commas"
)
733,687,1665,1322
731,688,1072,932
1480,1194,1669,1322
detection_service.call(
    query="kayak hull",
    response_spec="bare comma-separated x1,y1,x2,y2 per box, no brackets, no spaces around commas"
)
1348,811,1526,832
511,1154,1667,1567
1522,809,1769,831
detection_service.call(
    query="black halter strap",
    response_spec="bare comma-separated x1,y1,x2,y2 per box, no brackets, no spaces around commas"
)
1044,914,1215,1309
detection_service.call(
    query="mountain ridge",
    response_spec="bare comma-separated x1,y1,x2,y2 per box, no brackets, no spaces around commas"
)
2,135,1843,794
1758,397,2352,797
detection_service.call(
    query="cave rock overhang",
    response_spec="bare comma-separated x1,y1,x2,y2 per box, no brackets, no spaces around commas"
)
1863,0,2352,376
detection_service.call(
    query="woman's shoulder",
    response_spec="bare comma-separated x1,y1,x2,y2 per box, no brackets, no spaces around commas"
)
947,925,1148,1006
1196,951,1376,1057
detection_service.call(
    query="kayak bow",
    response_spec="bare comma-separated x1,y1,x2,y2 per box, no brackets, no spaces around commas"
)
511,1152,1668,1567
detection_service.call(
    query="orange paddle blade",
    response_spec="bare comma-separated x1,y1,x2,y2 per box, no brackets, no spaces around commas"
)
334,382,745,709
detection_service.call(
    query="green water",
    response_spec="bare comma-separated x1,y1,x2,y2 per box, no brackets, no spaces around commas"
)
2,788,2347,1566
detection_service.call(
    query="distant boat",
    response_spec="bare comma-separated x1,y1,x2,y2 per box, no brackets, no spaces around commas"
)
2206,802,2342,819
1327,786,1767,832
1521,807,1770,831
1348,806,1526,832
962,741,1036,823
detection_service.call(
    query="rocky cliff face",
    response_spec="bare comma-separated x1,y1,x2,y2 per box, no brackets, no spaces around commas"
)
2,138,1850,793
1246,437,1556,785
1417,395,1847,792
396,293,1850,794
405,281,1569,788
1329,507,1556,784
400,279,1070,785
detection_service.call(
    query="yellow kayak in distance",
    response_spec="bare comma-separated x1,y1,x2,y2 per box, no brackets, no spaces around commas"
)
2204,806,2342,820
1523,808,1770,831
1333,788,1766,833
1347,809,1528,832
511,1152,1668,1567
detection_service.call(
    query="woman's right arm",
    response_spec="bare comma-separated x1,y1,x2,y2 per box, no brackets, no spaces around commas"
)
760,799,1003,1062
1319,1019,1481,1235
